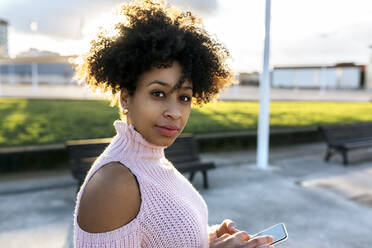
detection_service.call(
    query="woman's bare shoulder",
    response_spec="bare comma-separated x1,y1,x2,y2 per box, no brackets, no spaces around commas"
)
77,161,141,233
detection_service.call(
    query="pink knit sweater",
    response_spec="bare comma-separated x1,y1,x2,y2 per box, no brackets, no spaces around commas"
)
73,120,216,247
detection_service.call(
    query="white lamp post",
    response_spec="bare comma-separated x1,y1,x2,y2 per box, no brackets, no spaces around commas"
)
257,0,272,170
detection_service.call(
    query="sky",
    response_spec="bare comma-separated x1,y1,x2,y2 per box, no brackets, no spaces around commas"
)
1,0,372,73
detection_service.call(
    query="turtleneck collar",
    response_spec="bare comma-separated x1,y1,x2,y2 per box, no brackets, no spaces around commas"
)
112,120,167,161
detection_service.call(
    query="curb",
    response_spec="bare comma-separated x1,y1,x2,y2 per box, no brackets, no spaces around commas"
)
195,127,322,151
0,174,77,195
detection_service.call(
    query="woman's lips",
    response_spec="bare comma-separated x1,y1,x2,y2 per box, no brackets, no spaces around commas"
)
155,125,179,137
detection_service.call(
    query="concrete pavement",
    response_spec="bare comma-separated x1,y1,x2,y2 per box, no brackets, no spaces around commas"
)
1,142,372,247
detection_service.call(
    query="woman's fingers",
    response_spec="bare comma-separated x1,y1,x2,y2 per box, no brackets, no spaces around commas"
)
213,220,275,248
213,233,274,248
215,233,230,242
216,231,253,248
243,235,274,248
231,231,250,242
216,219,239,237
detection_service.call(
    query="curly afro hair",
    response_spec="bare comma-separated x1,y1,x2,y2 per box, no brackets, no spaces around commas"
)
74,0,235,110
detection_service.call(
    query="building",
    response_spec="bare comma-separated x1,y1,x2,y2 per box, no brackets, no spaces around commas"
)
239,72,259,86
0,19,8,57
366,46,372,90
272,63,366,89
0,49,77,85
0,19,77,86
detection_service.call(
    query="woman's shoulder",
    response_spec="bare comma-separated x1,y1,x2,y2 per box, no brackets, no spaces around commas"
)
77,161,141,233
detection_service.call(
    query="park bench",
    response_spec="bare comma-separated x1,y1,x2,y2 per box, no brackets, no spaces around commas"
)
66,135,215,193
66,138,111,193
164,135,216,189
318,122,372,165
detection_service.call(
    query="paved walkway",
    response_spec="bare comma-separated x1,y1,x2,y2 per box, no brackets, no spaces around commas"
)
1,142,372,247
1,83,372,102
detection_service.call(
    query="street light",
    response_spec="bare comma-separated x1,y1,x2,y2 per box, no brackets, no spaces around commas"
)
257,0,272,170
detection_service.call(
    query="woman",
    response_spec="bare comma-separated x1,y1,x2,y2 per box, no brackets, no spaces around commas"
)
73,0,274,247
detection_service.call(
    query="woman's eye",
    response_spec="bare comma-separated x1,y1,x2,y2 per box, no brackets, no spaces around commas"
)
151,91,165,98
180,95,191,102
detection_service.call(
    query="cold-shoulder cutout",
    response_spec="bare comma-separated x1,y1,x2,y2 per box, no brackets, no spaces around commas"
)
77,161,141,233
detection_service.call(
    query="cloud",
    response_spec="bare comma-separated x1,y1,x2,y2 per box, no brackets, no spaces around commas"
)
1,0,123,39
169,0,218,15
271,21,372,66
1,0,218,40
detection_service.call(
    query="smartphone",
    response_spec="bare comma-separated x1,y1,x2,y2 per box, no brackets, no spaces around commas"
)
251,223,288,247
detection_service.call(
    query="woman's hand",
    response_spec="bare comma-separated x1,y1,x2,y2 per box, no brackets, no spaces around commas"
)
210,232,275,248
209,219,275,248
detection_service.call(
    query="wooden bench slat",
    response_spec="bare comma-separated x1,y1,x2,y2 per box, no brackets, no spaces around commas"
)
344,140,372,149
174,161,215,171
67,143,110,160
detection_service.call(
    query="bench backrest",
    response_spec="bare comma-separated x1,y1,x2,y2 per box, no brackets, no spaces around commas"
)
165,135,200,163
319,122,372,143
66,135,199,164
66,138,111,164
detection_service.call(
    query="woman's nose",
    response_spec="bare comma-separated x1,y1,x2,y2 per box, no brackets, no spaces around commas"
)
163,102,182,119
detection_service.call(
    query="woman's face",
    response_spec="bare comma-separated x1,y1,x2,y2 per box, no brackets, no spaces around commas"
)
121,61,193,147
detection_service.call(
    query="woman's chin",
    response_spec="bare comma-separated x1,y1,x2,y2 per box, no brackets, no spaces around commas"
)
154,136,178,147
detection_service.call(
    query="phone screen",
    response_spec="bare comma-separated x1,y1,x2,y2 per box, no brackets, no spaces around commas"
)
252,223,288,246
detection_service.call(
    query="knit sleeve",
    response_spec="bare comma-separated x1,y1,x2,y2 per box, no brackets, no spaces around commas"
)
74,216,142,247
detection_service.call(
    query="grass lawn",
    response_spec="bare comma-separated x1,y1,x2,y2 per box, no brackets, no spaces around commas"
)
1,98,372,148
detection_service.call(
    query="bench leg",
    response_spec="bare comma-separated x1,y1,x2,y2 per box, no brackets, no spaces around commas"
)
202,171,209,189
189,172,195,182
75,182,81,196
74,179,84,196
75,185,80,196
324,147,332,162
342,149,349,166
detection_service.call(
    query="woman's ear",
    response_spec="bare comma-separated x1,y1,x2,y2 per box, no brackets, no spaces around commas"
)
120,89,130,106
120,89,132,124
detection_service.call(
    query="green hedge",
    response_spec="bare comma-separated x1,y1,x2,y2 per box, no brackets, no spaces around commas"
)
1,98,372,148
